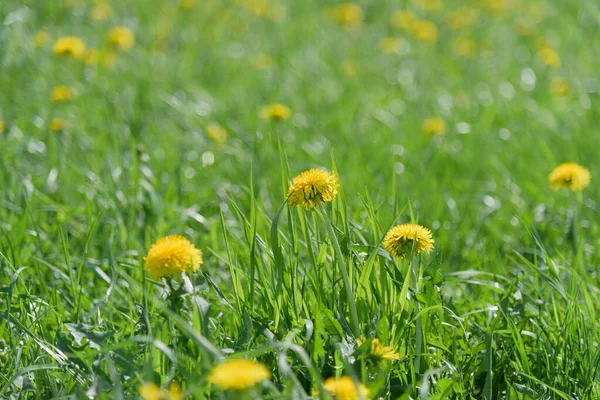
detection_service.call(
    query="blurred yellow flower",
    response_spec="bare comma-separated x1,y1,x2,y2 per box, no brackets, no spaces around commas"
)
82,48,100,65
409,19,438,44
50,85,73,102
484,0,507,18
107,26,135,51
34,29,49,48
452,38,476,57
240,0,286,21
356,338,400,361
287,169,339,210
445,8,479,30
380,37,402,54
549,163,591,191
252,53,274,70
181,0,198,9
550,77,571,97
537,47,561,68
409,0,442,11
422,117,447,136
208,359,271,390
259,103,291,120
50,118,65,132
90,2,112,21
323,376,369,400
384,223,434,259
53,36,86,59
144,235,203,280
206,123,227,145
139,382,183,400
0,121,5,133
341,59,359,78
390,10,416,30
327,3,363,29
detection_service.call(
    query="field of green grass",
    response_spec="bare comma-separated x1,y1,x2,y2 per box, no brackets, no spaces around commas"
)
1,0,600,398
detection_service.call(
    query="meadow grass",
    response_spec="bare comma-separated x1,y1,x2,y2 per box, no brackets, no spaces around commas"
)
1,0,600,398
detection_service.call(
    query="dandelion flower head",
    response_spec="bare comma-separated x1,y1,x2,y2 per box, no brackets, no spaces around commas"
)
53,36,86,59
208,359,271,390
287,169,339,210
323,376,369,400
356,338,400,361
259,103,291,120
144,235,203,280
107,26,135,51
50,118,65,132
50,85,73,102
549,162,591,191
383,223,434,259
206,123,227,145
139,382,183,400
422,117,447,136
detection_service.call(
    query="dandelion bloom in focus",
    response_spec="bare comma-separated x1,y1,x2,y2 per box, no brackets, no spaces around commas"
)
550,77,571,97
380,37,402,54
323,376,369,400
356,338,400,361
50,118,65,132
107,26,135,51
50,86,73,102
452,38,476,57
139,382,183,400
537,47,561,68
422,117,447,136
549,163,591,191
384,223,434,259
206,123,227,145
34,29,49,48
90,2,112,21
327,3,363,29
391,10,415,30
409,19,438,44
208,359,271,390
53,36,86,59
287,169,339,210
259,103,291,120
144,235,203,280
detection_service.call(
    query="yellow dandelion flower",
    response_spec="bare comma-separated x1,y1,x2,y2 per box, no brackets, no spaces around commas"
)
391,10,416,30
208,359,271,390
206,123,227,145
549,163,591,191
34,29,49,48
383,223,434,259
107,26,135,51
550,77,571,97
90,2,112,21
341,59,359,78
53,36,86,59
445,8,479,30
422,117,447,136
380,37,402,54
50,85,73,102
252,53,274,70
322,376,369,400
50,118,65,132
537,47,561,68
287,169,339,210
259,103,291,120
409,0,442,11
409,19,438,44
327,3,363,29
139,382,183,400
0,121,5,133
452,38,476,57
144,235,203,280
484,0,507,18
356,338,400,361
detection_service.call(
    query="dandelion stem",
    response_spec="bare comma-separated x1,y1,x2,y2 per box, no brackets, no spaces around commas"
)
410,255,423,376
